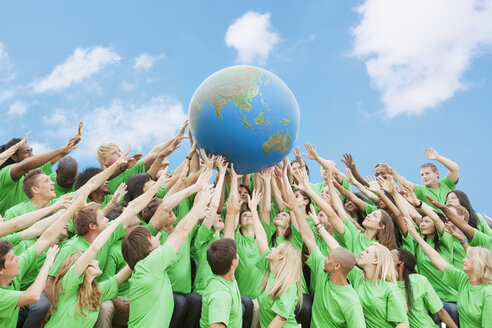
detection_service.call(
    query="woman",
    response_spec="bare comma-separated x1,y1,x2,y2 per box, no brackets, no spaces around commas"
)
406,217,492,328
391,248,458,328
348,243,409,328
446,190,492,235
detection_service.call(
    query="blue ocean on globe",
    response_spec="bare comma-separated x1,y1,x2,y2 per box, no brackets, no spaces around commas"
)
189,65,300,174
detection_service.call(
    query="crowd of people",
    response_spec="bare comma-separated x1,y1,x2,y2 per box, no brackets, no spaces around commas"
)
0,121,491,328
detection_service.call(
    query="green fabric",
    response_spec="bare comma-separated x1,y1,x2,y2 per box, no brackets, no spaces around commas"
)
347,266,408,328
50,174,74,198
45,265,118,328
128,242,177,328
452,238,466,270
13,239,46,290
411,231,458,302
310,177,352,202
414,176,456,210
200,275,242,328
106,240,130,297
0,162,52,216
49,224,126,281
0,232,21,246
4,201,37,220
108,159,146,195
306,246,366,328
156,186,193,224
476,213,492,236
397,274,442,328
469,229,492,250
364,203,378,215
234,229,263,298
341,218,375,256
0,246,37,328
257,251,300,328
442,264,492,328
193,224,220,295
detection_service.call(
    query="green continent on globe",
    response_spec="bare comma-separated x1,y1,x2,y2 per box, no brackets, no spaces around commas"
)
262,130,291,155
279,118,290,125
191,67,264,126
254,112,265,125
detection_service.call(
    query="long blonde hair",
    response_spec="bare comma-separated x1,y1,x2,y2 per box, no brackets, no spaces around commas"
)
467,246,492,284
364,243,398,283
44,252,102,325
259,242,302,307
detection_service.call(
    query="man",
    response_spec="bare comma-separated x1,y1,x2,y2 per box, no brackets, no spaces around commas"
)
50,156,78,197
200,238,242,328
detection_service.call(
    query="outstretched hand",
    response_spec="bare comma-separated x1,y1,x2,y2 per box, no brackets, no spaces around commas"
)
341,153,355,169
302,142,319,161
423,148,439,161
425,194,445,210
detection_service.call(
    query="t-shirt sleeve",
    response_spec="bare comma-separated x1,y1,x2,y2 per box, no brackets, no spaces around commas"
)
255,249,270,272
49,244,76,277
441,176,457,189
469,229,492,250
194,224,214,250
62,265,84,295
207,291,232,326
271,282,299,320
364,203,378,215
0,232,21,246
305,246,325,287
422,276,444,314
347,266,362,289
100,276,119,302
0,289,21,318
107,223,126,245
442,263,468,291
40,162,53,176
385,284,409,324
145,242,177,274
17,246,37,282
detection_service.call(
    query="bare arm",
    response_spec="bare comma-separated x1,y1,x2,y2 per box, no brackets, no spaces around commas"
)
341,153,370,188
372,177,409,236
144,121,188,169
426,195,475,240
345,169,378,204
116,265,133,286
436,307,459,328
309,206,340,251
101,183,127,216
268,315,287,328
332,179,366,212
382,163,415,190
0,131,30,167
424,148,459,184
223,163,239,239
258,169,272,224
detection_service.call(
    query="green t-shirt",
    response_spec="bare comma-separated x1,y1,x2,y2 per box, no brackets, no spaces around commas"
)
50,174,75,198
0,246,37,328
0,162,52,216
45,265,118,328
306,246,366,328
234,229,263,298
310,177,352,203
414,176,456,210
469,229,492,250
397,274,442,328
410,231,458,302
347,267,408,328
442,264,492,328
341,218,375,257
200,275,242,328
193,224,220,295
49,224,126,281
257,250,300,328
0,232,21,246
105,240,130,297
108,159,146,195
452,238,466,270
128,242,177,328
476,213,492,236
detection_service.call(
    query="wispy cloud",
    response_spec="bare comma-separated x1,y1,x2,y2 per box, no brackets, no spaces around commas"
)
33,46,121,93
30,141,51,155
225,11,280,65
134,53,166,71
0,43,15,83
352,0,492,117
8,101,29,116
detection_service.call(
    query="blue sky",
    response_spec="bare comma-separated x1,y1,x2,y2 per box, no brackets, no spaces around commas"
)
1,0,491,214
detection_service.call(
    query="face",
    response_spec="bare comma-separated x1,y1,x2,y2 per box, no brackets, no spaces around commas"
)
12,144,33,163
445,192,459,206
344,199,356,212
56,167,78,189
294,190,309,208
238,186,249,202
419,216,436,235
143,179,155,193
273,211,290,228
378,198,387,209
240,211,253,227
362,210,382,230
374,165,389,181
97,181,110,195
291,162,301,176
213,214,224,231
94,210,109,234
323,252,338,273
320,186,331,203
420,167,438,187
103,147,121,167
462,254,473,274
390,249,401,271
0,250,19,278
86,260,102,277
34,174,56,200
358,245,377,267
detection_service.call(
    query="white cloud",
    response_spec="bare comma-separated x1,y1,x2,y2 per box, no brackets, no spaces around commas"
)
352,0,492,117
30,141,51,155
33,46,121,93
8,101,29,116
121,81,135,91
225,11,280,64
0,43,15,83
134,53,166,71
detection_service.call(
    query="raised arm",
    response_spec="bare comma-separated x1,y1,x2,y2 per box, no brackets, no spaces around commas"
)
250,192,269,256
426,195,475,240
383,163,415,190
302,142,343,184
0,131,30,167
290,202,316,252
144,120,188,169
401,186,444,235
345,169,378,204
309,205,340,251
258,168,272,224
423,148,459,184
223,163,241,239
341,153,370,188
332,179,366,212
405,217,447,273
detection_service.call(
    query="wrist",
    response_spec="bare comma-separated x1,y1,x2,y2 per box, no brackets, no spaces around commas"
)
460,238,467,245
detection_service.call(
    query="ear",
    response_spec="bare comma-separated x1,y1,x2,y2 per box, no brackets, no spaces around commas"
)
11,153,18,162
334,262,341,271
31,186,40,196
88,222,97,231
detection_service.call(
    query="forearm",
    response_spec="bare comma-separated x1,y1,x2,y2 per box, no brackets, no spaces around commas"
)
333,181,365,210
17,263,50,306
318,225,340,250
379,191,407,235
11,148,62,180
356,183,379,203
271,180,285,211
442,207,475,239
21,212,62,241
0,205,57,236
259,178,272,223
268,315,287,328
412,233,446,272
116,265,133,286
437,154,459,180
436,308,458,328
391,169,415,190
292,208,316,252
147,155,165,180
350,166,370,187
223,212,236,239
304,188,345,234
144,139,174,170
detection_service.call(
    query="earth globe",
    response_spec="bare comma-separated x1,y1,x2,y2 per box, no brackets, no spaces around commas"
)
189,65,300,174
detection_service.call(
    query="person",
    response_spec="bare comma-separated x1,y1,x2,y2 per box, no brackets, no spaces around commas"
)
446,190,492,235
0,123,81,216
121,167,212,327
200,238,242,328
391,248,458,328
51,156,78,198
0,131,30,167
405,217,492,327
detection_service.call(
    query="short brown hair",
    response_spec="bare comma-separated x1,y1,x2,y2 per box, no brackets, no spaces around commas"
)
73,204,100,235
0,241,14,270
141,197,162,224
420,163,438,174
207,238,237,275
22,169,44,199
122,226,152,270
447,203,470,223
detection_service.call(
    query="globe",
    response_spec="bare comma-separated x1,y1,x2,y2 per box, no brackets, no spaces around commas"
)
189,65,300,174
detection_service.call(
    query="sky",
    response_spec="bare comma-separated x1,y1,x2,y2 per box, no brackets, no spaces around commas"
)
1,0,491,214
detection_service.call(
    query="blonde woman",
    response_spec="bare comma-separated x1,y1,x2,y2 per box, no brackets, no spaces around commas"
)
348,243,409,328
406,217,492,327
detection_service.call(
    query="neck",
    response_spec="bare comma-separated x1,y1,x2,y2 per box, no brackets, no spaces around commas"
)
396,268,404,281
89,191,106,204
31,196,51,210
213,229,222,238
164,225,174,234
363,227,378,240
364,265,378,281
0,276,13,287
222,270,235,282
466,272,482,285
240,224,255,237
83,231,97,244
276,225,288,237
329,271,349,286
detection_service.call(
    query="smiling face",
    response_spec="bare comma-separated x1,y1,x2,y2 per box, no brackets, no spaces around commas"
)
419,216,436,235
238,186,249,203
374,165,389,181
344,199,356,212
445,192,459,206
32,173,56,200
358,245,377,267
12,144,33,163
273,211,290,228
420,167,439,187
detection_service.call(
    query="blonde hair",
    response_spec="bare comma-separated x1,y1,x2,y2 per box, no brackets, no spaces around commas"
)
364,243,398,283
467,247,492,284
96,142,119,169
44,252,102,325
259,242,302,307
